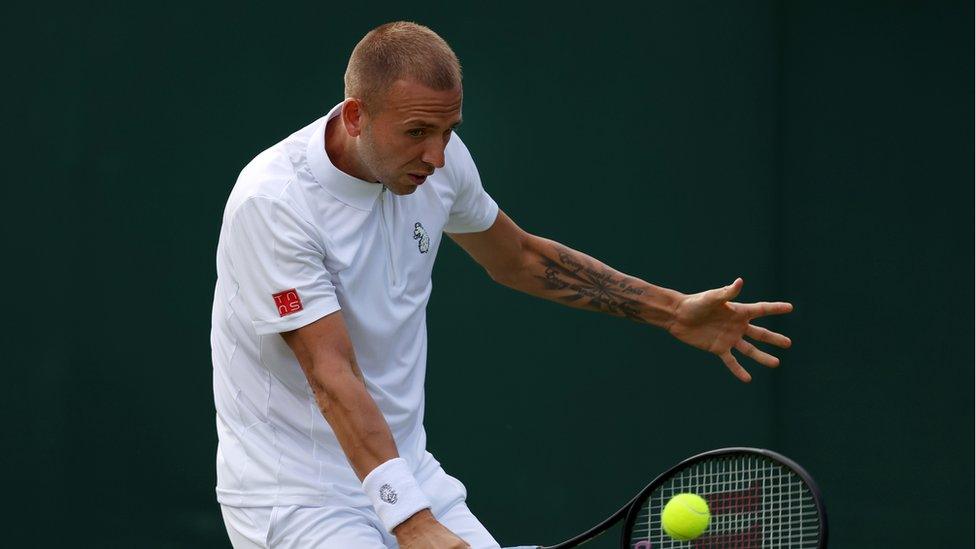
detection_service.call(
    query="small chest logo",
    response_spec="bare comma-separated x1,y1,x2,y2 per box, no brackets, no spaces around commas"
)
413,222,430,253
379,483,398,504
272,289,303,317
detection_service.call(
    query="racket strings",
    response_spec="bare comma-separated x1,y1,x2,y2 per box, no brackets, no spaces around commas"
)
628,454,821,548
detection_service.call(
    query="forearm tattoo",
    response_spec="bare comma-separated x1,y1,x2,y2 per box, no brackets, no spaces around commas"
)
535,245,648,322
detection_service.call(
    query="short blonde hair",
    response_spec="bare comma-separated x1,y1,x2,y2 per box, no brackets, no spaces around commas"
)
344,21,462,113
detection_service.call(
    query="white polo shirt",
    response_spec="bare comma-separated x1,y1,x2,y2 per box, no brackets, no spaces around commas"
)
210,103,498,508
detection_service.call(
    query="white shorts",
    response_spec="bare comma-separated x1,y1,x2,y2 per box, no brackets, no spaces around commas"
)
220,463,500,548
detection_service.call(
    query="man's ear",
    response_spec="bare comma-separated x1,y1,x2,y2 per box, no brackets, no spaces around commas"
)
341,99,366,137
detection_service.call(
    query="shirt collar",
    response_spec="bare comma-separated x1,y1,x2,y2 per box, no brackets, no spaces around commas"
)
306,102,384,211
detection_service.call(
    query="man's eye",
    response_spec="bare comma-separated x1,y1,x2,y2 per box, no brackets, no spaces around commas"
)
407,129,425,137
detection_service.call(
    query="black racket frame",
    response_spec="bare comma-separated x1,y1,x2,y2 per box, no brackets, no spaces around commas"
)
542,447,828,549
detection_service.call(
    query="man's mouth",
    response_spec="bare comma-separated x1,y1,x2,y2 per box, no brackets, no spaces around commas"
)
407,173,429,184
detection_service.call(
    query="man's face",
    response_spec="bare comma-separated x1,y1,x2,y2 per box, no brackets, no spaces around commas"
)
357,79,463,195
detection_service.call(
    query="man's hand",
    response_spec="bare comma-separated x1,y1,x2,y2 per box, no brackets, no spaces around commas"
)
667,278,793,382
394,510,470,549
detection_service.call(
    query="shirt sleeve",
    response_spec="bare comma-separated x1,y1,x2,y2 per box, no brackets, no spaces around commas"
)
224,196,341,335
443,135,499,234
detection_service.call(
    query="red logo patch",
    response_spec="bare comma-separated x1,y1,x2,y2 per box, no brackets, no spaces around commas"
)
272,289,303,317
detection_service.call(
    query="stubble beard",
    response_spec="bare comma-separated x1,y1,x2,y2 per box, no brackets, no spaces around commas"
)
358,124,393,189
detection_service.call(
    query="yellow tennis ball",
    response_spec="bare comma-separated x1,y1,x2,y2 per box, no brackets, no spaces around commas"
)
662,493,710,541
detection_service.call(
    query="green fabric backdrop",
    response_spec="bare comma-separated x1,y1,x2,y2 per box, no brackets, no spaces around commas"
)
6,1,971,547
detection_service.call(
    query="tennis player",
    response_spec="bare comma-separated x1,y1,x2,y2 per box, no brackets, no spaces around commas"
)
211,21,793,548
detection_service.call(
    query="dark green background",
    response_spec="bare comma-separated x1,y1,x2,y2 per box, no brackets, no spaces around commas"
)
7,1,972,547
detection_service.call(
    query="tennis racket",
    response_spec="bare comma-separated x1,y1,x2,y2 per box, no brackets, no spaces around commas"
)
522,447,828,549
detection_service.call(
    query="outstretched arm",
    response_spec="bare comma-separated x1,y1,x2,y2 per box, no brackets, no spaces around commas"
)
448,211,792,382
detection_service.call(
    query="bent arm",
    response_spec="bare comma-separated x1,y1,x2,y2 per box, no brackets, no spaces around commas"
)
281,311,468,542
281,311,397,481
449,210,683,329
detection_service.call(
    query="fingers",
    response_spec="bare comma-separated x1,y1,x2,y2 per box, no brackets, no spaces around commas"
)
744,301,793,319
720,351,752,383
719,278,744,301
735,339,780,368
745,324,792,349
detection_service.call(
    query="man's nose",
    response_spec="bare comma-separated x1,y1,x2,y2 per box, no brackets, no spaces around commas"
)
421,143,446,169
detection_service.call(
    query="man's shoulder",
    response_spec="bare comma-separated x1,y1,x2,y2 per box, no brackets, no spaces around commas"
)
444,131,475,172
224,118,328,221
427,132,481,203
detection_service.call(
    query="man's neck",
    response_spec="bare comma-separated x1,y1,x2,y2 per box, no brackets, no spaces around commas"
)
324,115,374,182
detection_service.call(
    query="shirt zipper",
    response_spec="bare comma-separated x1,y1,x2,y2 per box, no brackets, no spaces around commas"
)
380,186,398,286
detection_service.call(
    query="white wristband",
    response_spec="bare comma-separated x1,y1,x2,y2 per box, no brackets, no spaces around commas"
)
362,457,432,533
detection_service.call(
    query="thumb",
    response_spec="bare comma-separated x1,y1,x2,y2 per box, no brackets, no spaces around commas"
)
719,277,743,301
